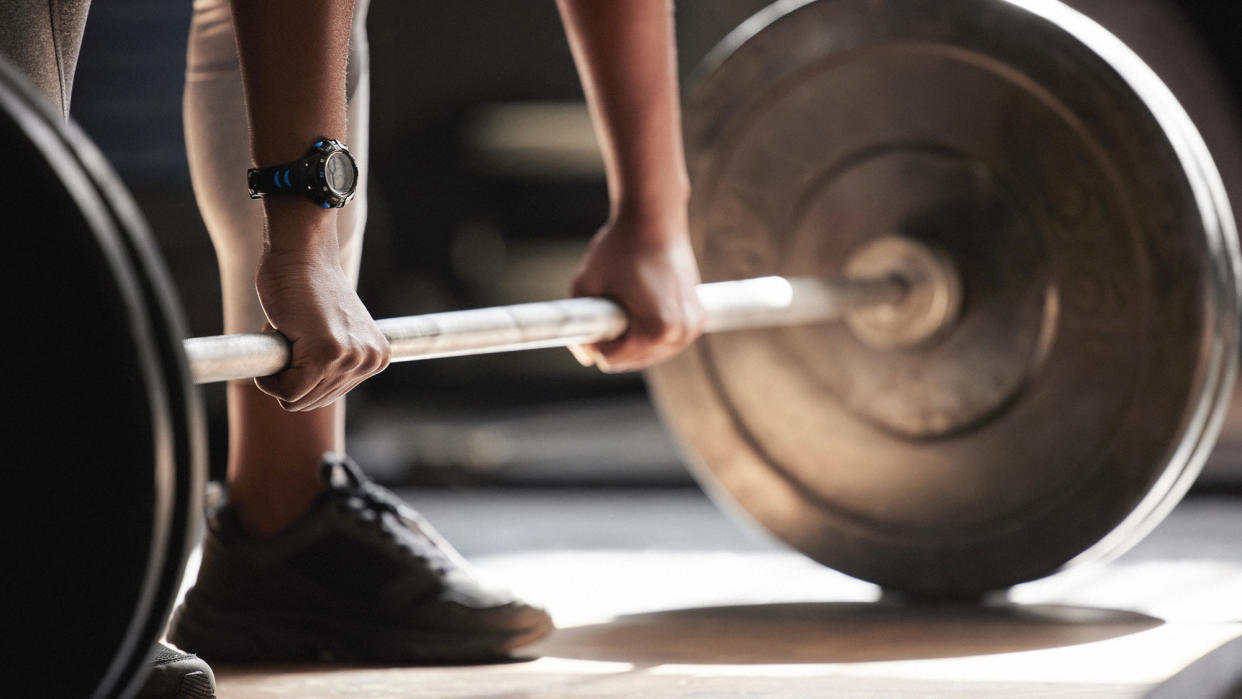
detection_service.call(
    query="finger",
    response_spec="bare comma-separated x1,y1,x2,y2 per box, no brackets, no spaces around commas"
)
294,372,366,412
255,366,321,405
309,375,370,412
297,361,368,411
596,321,692,372
593,338,651,373
567,344,597,367
274,376,334,412
288,392,337,413
568,275,598,300
598,320,677,364
594,353,615,374
276,356,352,410
594,330,650,371
266,342,387,411
594,338,637,371
292,355,385,411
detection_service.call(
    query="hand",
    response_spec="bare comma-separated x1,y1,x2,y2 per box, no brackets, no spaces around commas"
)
568,208,705,372
252,213,390,411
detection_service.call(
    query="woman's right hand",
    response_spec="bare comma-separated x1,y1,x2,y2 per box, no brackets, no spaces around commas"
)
252,204,390,412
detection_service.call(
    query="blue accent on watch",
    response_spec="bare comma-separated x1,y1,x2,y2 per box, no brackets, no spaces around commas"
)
282,170,292,188
273,171,282,189
315,140,324,147
322,202,332,208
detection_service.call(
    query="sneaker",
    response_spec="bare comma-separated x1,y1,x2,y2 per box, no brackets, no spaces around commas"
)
134,643,216,699
166,455,554,663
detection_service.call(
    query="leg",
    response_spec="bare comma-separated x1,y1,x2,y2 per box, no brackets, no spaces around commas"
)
0,0,91,120
183,0,370,537
173,4,553,663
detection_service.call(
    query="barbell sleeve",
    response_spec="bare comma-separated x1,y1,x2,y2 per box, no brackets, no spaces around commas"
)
182,275,905,384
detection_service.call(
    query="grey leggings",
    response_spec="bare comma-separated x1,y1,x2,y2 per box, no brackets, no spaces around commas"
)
1,0,371,334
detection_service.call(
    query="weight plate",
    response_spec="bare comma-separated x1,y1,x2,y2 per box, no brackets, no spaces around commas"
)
647,0,1241,596
1062,0,1242,480
0,57,185,698
66,75,208,699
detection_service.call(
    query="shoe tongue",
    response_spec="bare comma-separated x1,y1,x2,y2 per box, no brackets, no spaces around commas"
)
321,453,367,490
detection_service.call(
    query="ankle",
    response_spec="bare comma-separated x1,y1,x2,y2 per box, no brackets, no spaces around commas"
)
225,477,323,539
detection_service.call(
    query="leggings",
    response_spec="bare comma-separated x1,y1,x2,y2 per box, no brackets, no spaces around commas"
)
0,0,372,335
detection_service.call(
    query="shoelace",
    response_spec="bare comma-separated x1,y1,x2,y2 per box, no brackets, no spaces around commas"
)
321,455,474,575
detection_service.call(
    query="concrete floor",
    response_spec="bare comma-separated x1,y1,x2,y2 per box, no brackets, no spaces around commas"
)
180,488,1242,698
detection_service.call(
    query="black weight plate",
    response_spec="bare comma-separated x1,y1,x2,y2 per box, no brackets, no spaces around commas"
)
59,74,208,699
647,0,1240,596
0,57,181,699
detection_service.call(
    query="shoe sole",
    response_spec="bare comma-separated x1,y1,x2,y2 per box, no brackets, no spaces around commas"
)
167,594,555,665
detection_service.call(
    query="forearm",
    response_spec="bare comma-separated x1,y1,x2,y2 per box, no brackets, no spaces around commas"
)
229,0,355,252
556,0,690,235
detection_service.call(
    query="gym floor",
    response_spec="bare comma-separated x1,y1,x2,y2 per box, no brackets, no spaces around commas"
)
180,484,1242,697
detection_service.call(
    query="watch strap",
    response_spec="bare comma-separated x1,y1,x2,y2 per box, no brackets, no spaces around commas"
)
248,159,312,199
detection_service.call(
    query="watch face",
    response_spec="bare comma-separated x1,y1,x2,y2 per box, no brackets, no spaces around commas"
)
324,151,357,195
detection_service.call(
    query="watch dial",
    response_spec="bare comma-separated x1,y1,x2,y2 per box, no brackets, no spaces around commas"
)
325,152,357,195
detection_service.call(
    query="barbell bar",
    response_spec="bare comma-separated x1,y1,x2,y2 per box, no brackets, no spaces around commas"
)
184,235,958,384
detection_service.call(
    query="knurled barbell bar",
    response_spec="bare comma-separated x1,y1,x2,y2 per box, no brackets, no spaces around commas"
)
7,0,1242,696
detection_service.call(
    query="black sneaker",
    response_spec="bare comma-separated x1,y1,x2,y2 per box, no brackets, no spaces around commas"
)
134,643,216,699
166,455,554,664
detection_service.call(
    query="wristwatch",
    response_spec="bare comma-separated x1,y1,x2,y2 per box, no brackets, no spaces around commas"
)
247,138,358,208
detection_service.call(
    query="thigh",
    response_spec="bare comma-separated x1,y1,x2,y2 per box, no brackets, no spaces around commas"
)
0,0,92,119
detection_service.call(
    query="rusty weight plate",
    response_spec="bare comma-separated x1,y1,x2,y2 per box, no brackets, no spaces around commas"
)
646,0,1241,596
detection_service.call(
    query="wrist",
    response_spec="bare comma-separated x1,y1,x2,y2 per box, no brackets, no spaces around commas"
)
262,198,339,257
610,172,690,214
249,138,358,209
608,184,691,245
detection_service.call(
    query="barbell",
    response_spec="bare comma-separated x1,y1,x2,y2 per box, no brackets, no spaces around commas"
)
6,0,1242,696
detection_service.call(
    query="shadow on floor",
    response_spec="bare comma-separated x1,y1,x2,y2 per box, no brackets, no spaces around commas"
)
530,601,1163,665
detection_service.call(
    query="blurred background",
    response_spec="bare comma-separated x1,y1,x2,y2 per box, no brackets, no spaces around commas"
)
68,0,1242,491
69,0,775,488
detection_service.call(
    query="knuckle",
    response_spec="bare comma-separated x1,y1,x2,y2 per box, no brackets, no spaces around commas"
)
370,346,391,373
340,346,366,370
